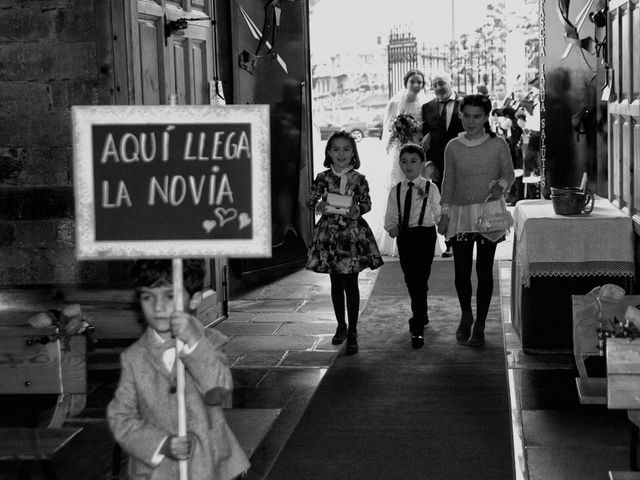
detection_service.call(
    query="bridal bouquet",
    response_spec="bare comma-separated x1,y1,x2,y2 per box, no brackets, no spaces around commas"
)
388,113,422,150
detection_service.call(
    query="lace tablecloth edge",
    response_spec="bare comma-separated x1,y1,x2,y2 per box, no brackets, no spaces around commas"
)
520,267,635,288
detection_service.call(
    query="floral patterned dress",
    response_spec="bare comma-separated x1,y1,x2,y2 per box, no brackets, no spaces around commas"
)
306,169,384,274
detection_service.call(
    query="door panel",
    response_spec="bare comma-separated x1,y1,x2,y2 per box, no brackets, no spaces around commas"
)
191,40,207,104
608,0,639,285
169,38,188,104
608,0,640,220
138,17,164,105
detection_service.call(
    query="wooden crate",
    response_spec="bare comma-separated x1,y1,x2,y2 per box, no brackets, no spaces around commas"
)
606,337,640,409
572,295,640,404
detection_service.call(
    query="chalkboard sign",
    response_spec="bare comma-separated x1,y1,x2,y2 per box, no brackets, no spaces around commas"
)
72,105,271,259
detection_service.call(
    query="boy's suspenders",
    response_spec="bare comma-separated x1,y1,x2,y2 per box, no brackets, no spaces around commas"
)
396,181,431,228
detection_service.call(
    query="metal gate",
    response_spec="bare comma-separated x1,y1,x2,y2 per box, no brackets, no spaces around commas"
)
387,29,511,96
387,32,418,98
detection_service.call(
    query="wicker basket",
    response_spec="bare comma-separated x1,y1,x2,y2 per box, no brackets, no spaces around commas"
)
551,192,588,215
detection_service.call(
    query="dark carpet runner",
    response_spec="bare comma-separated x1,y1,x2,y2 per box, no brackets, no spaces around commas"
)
266,260,514,480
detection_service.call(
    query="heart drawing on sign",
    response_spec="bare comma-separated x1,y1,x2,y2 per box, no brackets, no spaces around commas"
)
214,207,238,227
238,213,252,230
202,220,217,233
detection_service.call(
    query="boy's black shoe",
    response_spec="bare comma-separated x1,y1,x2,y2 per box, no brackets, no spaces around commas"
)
331,325,347,345
345,332,359,355
409,318,425,349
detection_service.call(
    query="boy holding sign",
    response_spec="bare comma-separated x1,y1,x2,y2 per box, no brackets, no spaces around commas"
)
107,259,249,480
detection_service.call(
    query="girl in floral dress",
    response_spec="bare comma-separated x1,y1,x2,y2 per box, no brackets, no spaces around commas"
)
306,132,384,355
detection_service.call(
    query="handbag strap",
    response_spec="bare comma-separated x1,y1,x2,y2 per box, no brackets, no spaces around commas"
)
483,194,507,216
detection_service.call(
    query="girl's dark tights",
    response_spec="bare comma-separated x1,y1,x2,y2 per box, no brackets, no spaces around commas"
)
329,273,360,332
452,238,497,323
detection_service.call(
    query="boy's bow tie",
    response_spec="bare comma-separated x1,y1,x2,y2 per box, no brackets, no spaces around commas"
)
152,338,176,352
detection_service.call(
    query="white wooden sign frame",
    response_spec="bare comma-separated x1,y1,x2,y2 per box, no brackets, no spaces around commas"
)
72,104,271,259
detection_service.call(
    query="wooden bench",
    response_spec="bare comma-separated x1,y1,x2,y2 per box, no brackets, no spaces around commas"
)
0,285,143,478
0,323,87,479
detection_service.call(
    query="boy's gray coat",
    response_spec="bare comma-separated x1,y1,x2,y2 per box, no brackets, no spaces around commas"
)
108,327,250,480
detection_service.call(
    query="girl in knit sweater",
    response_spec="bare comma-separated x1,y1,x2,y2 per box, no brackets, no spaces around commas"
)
437,94,515,347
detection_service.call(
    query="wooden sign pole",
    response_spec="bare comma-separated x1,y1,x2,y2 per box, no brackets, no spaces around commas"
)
172,258,188,480
168,93,188,480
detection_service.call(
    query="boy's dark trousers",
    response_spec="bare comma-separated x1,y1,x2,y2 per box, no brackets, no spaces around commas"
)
396,226,437,332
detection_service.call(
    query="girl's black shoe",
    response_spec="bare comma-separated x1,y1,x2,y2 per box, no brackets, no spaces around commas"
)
345,332,359,355
411,334,424,349
456,311,474,344
331,325,347,345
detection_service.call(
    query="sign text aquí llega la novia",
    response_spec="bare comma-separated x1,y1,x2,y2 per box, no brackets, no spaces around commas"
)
72,105,271,259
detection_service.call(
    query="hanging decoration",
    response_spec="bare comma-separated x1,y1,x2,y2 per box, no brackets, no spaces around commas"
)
556,0,597,60
237,0,288,75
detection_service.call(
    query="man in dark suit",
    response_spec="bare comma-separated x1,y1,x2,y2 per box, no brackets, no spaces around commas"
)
420,72,464,257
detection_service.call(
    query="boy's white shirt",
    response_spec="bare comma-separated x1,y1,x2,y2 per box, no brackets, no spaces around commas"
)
150,328,200,465
384,175,441,232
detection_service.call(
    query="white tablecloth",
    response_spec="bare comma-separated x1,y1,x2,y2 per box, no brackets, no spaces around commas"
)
513,198,635,287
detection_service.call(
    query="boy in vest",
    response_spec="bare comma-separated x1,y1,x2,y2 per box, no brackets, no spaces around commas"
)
384,144,441,349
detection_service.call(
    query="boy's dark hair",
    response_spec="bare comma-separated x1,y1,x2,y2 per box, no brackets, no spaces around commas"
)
131,259,205,296
323,131,361,169
399,143,426,163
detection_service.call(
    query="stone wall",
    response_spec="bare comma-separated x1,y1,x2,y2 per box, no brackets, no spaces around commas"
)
0,0,107,284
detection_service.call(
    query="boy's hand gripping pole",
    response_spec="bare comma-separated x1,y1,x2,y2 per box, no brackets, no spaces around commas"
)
172,258,188,480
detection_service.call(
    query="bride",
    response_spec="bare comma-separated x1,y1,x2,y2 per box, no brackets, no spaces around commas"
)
374,69,429,256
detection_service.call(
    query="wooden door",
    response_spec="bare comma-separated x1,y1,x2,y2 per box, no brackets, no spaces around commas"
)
94,0,226,316
132,0,214,105
608,0,640,282
608,0,640,220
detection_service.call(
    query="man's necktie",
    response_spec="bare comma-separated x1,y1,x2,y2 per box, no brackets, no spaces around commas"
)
402,181,413,231
439,100,449,128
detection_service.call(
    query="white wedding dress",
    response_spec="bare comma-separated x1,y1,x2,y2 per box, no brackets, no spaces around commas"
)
371,90,427,256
